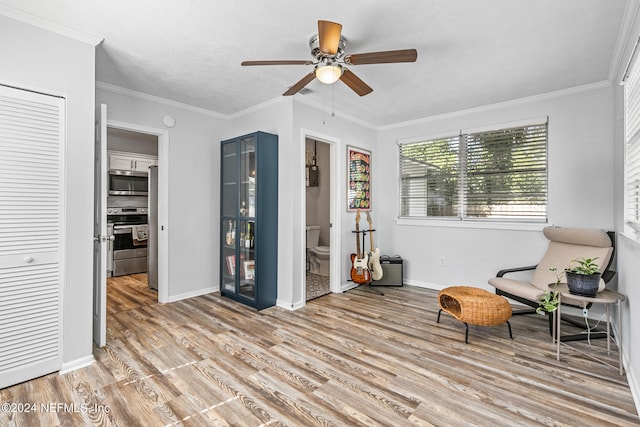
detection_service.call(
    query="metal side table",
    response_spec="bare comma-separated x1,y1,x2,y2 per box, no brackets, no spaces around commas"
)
551,284,626,375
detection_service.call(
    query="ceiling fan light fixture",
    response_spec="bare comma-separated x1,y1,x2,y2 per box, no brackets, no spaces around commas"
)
315,64,343,84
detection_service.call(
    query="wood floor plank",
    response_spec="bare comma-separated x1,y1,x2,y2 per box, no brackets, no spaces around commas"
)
107,273,156,314
1,283,638,426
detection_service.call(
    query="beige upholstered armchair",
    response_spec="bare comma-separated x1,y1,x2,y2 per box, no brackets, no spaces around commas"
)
489,226,616,340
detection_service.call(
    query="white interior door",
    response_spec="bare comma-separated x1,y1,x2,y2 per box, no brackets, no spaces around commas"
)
0,85,64,388
92,104,107,347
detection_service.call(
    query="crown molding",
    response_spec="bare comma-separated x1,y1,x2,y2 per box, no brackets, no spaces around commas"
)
379,80,612,131
96,81,228,119
227,96,290,120
0,4,102,45
98,80,610,133
609,0,640,83
97,81,292,121
97,80,380,130
292,96,378,130
228,93,378,130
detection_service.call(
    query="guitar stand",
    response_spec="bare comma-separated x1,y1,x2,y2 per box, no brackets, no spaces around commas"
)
361,283,384,296
349,230,384,296
347,279,385,296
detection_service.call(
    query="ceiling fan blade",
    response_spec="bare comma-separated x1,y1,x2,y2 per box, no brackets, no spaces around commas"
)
339,69,373,96
344,49,418,65
318,20,342,55
242,60,314,66
283,72,316,96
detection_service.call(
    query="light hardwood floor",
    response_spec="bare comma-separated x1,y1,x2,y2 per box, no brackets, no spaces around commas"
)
1,281,638,426
107,273,157,314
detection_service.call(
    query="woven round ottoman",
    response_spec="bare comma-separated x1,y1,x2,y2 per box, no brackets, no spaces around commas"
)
436,286,513,343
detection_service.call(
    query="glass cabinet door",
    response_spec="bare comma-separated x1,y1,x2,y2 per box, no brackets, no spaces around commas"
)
239,137,256,302
221,142,237,293
221,218,237,293
238,220,255,300
240,137,256,218
222,142,237,217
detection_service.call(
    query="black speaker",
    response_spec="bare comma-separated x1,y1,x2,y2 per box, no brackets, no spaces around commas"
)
371,255,403,286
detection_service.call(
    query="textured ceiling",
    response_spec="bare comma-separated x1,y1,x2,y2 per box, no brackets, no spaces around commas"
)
1,0,628,126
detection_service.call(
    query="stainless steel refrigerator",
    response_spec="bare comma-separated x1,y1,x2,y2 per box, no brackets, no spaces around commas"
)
148,165,158,290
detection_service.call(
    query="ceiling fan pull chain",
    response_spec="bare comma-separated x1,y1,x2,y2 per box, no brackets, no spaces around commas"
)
322,84,326,125
332,82,335,117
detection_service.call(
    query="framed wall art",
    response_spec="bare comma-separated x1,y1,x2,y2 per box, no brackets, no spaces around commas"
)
347,146,371,211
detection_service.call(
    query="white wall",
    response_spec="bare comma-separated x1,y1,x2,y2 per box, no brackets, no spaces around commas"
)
616,235,640,404
612,2,640,410
376,85,615,291
96,88,228,301
0,15,97,366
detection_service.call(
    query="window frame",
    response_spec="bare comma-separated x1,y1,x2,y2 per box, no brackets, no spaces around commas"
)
397,118,549,228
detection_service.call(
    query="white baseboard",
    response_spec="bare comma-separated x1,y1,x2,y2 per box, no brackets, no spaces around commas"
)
276,298,305,310
342,280,444,292
614,322,640,415
341,282,358,292
59,355,95,375
166,287,217,303
403,279,447,291
625,356,640,415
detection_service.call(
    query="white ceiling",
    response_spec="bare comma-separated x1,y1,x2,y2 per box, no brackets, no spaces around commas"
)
1,0,629,126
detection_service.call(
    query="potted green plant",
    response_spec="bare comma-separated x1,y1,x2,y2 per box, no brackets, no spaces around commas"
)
537,267,560,315
565,257,601,297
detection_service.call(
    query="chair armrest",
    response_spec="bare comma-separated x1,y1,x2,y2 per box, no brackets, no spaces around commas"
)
495,265,537,278
602,270,617,283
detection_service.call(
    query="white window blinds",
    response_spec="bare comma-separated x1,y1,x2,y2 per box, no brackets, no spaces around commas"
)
624,47,640,230
400,135,460,218
399,121,548,221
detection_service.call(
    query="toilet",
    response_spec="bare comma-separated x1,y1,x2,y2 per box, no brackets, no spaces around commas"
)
306,225,330,276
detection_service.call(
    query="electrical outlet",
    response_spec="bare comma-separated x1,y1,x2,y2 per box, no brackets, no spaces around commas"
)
439,256,446,266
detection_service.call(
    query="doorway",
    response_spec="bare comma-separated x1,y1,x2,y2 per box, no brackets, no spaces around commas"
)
301,131,340,302
105,127,159,313
93,112,169,347
304,136,335,301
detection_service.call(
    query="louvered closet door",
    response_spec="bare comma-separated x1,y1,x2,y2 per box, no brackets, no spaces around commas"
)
0,85,64,388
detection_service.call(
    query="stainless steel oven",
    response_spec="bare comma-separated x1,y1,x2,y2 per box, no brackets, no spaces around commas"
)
107,207,149,276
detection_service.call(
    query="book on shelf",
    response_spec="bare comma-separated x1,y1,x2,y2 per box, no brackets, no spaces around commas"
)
244,260,255,281
226,255,235,276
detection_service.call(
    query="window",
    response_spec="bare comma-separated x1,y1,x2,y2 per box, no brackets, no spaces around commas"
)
624,46,640,231
399,121,548,222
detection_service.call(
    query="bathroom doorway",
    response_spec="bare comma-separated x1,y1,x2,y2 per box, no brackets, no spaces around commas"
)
305,137,332,300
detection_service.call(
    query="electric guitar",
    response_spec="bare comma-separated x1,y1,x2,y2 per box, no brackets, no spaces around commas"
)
350,209,372,284
366,211,383,281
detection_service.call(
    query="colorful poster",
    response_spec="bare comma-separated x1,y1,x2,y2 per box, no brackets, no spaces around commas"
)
347,146,371,211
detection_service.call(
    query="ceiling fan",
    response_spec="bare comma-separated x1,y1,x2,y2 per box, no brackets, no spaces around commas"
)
241,20,417,97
